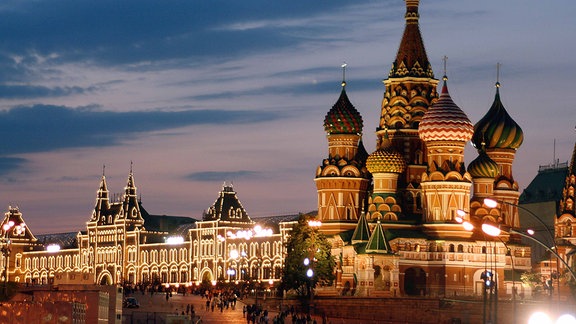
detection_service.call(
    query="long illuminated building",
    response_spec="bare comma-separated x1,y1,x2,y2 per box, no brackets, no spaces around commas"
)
0,177,290,287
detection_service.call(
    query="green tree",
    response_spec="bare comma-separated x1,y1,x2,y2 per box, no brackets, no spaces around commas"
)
521,271,544,296
281,214,335,297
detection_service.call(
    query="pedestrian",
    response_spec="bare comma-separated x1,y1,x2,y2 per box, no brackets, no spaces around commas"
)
243,305,247,318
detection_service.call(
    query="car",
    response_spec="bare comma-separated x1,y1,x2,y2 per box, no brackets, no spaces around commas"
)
123,297,140,308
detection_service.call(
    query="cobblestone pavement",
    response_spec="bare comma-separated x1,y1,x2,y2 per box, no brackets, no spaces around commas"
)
122,292,279,323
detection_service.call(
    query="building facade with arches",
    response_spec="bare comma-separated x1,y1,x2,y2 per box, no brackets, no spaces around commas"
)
0,177,291,291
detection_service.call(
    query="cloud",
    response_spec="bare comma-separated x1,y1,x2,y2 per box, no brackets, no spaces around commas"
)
0,84,93,99
0,0,367,74
185,170,261,182
0,157,27,176
0,104,283,156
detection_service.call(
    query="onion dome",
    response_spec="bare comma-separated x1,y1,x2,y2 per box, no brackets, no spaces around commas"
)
366,136,406,174
418,77,474,142
468,151,499,178
472,84,523,150
323,86,363,135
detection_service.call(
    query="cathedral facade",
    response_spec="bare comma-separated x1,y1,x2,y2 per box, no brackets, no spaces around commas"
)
315,0,534,298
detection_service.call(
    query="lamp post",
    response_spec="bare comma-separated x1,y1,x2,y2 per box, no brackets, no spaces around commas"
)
482,221,576,322
484,198,562,302
456,210,500,324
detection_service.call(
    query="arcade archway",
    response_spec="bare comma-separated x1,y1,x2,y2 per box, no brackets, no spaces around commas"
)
404,267,426,296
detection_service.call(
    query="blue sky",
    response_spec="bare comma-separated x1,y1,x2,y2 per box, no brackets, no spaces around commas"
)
0,0,575,234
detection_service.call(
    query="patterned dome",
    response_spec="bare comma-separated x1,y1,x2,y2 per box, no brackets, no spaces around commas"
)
418,80,474,142
324,87,363,135
468,151,499,178
472,86,523,150
366,142,406,174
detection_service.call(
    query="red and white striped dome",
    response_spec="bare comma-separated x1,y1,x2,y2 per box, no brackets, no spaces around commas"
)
418,79,473,143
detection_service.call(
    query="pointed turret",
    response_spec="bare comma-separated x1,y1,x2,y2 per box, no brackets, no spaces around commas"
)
93,173,110,220
0,206,37,243
351,212,371,244
203,182,253,225
365,221,392,254
389,0,433,79
122,168,143,225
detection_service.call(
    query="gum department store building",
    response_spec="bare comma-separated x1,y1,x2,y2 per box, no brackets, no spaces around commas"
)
2,0,575,299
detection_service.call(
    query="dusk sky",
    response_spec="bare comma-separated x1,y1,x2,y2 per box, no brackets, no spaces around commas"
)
0,0,575,234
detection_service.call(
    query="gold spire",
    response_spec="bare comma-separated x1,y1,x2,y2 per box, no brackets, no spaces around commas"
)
496,62,501,88
341,62,347,87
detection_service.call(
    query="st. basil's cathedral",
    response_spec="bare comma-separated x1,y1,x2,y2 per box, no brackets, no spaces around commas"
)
1,0,575,303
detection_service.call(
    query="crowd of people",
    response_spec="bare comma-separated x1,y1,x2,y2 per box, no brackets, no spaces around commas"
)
202,289,239,312
122,283,327,324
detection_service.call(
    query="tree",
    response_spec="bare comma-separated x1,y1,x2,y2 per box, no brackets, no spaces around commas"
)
281,214,335,297
521,271,544,297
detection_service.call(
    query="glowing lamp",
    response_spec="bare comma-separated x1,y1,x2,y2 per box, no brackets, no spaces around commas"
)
482,221,501,237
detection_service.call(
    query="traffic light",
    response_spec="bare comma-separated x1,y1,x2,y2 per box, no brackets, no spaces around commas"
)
482,270,493,289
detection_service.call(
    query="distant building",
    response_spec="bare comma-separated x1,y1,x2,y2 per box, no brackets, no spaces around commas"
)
519,161,568,263
0,178,292,292
556,142,576,282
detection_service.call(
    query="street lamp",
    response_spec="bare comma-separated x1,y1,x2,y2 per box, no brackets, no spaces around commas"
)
483,198,555,245
481,221,576,288
484,198,564,300
457,210,503,324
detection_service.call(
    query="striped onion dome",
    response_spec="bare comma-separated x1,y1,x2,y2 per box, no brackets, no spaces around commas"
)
472,85,523,150
324,87,363,135
468,151,499,178
366,139,406,174
418,78,474,143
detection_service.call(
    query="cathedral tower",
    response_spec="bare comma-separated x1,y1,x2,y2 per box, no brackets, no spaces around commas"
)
315,73,370,234
471,81,524,229
418,75,474,235
376,0,439,218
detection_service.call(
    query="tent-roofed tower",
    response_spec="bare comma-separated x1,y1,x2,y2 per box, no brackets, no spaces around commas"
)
376,0,439,219
315,71,371,235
